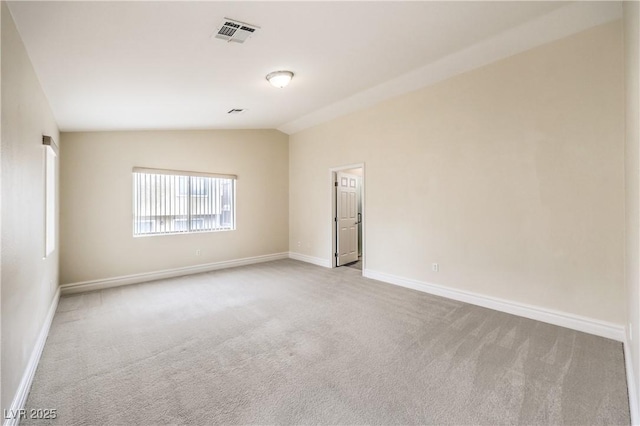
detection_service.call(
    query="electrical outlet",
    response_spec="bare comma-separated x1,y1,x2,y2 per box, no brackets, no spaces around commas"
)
195,249,201,256
432,263,439,272
297,241,301,248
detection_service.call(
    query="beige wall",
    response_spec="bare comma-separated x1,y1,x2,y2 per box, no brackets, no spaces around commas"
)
1,1,60,413
290,21,625,324
624,0,640,416
60,130,288,284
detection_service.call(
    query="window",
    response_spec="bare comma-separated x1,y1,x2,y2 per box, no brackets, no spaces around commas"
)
43,136,57,257
133,168,236,236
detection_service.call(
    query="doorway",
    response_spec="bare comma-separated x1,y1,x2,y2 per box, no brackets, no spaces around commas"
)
331,164,364,272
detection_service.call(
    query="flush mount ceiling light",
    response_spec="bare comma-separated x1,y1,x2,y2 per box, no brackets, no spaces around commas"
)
266,70,294,88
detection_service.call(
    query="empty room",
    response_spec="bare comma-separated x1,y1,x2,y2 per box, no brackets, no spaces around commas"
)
2,1,640,424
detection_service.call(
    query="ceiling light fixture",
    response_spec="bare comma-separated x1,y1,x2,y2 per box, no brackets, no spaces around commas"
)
266,70,294,88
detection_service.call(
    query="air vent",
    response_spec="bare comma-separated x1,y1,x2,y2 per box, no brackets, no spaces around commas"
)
227,109,246,115
214,19,259,44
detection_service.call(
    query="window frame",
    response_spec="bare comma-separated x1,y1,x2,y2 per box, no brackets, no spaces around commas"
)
132,167,237,237
43,136,57,258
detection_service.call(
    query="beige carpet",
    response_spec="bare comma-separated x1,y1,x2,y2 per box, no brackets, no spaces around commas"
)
24,259,629,425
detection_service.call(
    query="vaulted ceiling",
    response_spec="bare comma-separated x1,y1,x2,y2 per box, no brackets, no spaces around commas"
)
7,1,621,134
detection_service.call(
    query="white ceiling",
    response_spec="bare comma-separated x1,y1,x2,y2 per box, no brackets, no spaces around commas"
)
6,1,621,134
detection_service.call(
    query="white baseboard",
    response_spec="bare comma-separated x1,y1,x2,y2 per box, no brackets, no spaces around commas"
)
60,252,289,295
3,287,60,426
288,252,331,268
624,333,639,425
363,269,625,342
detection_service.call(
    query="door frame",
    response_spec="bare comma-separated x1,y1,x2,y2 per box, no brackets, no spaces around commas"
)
330,163,365,269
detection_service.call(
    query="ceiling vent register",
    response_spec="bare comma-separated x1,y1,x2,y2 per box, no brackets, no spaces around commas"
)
214,19,259,44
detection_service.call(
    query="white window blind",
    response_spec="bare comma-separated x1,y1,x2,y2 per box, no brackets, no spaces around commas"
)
133,168,236,236
44,146,56,256
43,135,57,258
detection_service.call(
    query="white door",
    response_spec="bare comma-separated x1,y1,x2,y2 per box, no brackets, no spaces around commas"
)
336,172,359,266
